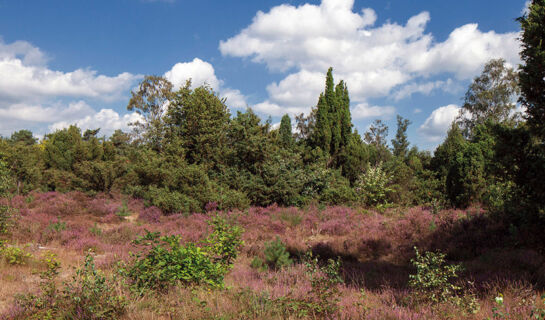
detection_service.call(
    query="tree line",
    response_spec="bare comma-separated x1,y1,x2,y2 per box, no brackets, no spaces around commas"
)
0,1,544,228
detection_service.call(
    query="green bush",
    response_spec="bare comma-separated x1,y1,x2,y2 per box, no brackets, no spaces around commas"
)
15,252,126,320
355,162,393,207
128,232,225,291
204,215,244,266
409,247,463,304
275,254,343,318
0,241,32,265
127,217,243,292
263,237,292,270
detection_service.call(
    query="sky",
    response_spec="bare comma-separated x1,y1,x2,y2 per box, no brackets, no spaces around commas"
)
0,0,529,150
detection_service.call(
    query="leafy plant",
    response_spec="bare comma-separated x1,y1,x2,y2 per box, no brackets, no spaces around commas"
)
0,241,32,265
62,252,126,319
14,251,126,320
355,162,393,206
275,253,343,318
409,247,463,304
127,231,225,291
204,215,244,267
48,219,67,232
115,200,131,218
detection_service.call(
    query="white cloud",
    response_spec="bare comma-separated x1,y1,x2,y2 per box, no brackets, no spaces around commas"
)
0,100,94,123
220,0,520,117
418,104,460,142
0,38,141,137
50,109,143,137
163,58,248,109
392,78,461,101
0,40,138,103
164,58,221,91
351,102,395,119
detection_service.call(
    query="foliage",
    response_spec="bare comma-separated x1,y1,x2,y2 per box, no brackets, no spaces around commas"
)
518,0,545,142
355,162,393,206
0,241,32,265
279,114,294,148
127,218,242,291
392,115,412,158
128,232,225,291
204,215,244,266
458,58,520,137
276,253,343,318
263,237,292,270
409,247,463,304
15,252,126,320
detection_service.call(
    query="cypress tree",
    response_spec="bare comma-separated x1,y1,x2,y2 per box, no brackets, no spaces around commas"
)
279,114,294,148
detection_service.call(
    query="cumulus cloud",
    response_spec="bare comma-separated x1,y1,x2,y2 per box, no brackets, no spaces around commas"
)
220,0,520,117
418,104,460,142
0,37,142,136
351,102,395,119
163,58,248,109
50,109,143,137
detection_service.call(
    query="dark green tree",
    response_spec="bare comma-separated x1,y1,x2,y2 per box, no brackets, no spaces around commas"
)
10,130,37,146
392,115,411,158
279,114,294,148
518,0,545,142
167,81,231,165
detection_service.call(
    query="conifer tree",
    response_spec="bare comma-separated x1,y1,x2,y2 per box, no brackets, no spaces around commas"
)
279,114,294,148
518,0,545,141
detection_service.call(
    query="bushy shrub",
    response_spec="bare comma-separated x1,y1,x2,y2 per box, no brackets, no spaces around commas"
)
127,232,225,291
0,241,32,265
355,162,393,207
127,217,243,291
14,252,126,320
204,215,244,266
62,253,126,319
409,247,463,304
263,237,292,270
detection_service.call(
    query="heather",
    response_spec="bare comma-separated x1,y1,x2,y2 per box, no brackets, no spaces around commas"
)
0,192,544,319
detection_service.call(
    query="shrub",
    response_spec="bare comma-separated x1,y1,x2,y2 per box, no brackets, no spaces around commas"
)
204,215,244,267
127,232,225,291
263,237,292,270
126,218,242,292
62,253,126,319
14,252,126,320
408,247,463,304
0,204,14,235
0,241,32,265
355,162,393,207
275,254,343,318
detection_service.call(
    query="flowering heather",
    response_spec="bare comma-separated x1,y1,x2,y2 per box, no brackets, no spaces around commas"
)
1,192,544,319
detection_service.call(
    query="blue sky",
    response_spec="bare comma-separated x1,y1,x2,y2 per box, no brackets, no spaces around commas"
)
0,0,528,149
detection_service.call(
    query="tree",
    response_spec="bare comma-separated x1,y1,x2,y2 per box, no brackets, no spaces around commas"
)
458,59,519,137
10,130,37,146
127,76,174,151
364,119,388,147
311,68,352,162
167,81,231,165
518,0,545,142
392,115,411,158
279,114,294,148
